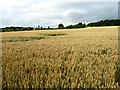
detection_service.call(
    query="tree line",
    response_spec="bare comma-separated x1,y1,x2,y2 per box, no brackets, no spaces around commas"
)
87,19,120,27
1,19,120,32
58,23,86,29
57,19,120,29
1,27,34,32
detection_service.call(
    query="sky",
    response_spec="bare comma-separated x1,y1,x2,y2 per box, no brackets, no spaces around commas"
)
0,0,119,28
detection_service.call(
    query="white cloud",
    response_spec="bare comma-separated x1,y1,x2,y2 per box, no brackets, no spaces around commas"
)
0,0,119,28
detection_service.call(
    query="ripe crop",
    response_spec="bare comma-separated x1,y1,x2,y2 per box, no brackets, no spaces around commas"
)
1,26,120,88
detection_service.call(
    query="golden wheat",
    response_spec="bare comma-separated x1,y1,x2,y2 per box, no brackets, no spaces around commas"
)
2,26,119,88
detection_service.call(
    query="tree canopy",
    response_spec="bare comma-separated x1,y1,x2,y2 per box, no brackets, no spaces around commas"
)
87,19,120,27
58,23,64,29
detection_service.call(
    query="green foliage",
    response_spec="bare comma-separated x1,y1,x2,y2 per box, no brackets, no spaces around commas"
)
2,36,45,42
87,19,120,27
38,33,66,36
47,33,66,36
65,23,86,29
58,23,64,29
1,27,34,32
35,26,54,30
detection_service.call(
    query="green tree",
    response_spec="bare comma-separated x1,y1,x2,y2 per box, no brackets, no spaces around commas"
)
48,26,50,29
38,25,40,29
41,27,43,30
58,23,64,29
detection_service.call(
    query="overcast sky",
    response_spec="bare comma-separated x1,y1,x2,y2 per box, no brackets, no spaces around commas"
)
0,0,119,28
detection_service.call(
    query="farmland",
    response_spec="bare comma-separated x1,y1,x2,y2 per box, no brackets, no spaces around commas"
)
1,26,120,88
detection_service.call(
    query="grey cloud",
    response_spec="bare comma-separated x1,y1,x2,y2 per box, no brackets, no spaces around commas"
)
1,1,119,27
57,2,118,24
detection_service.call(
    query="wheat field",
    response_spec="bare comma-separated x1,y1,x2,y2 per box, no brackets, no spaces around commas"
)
1,26,120,88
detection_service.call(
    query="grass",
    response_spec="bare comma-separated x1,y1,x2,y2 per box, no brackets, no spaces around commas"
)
38,33,66,36
1,26,120,88
1,33,66,42
1,36,45,42
47,33,66,36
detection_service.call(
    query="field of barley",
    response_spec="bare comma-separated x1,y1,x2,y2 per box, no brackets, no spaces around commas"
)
1,26,120,88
